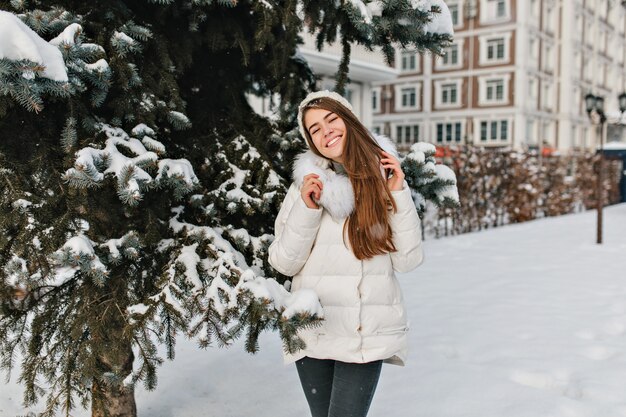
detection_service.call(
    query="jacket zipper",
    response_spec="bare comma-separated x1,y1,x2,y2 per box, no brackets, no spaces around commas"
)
358,259,364,361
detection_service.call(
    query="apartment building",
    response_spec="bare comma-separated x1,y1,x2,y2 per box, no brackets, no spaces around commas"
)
372,0,626,152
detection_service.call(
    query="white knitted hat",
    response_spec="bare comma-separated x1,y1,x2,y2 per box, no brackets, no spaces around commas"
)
297,90,356,147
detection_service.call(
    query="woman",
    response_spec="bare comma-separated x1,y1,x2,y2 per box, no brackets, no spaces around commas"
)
268,90,424,417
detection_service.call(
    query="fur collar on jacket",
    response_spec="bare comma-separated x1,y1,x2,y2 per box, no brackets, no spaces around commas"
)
292,133,399,221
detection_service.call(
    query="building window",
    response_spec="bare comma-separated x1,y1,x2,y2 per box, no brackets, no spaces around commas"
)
486,79,504,101
528,78,536,99
575,13,583,37
444,43,459,66
449,3,460,26
479,33,512,65
395,84,421,110
479,75,510,105
372,125,382,135
583,56,591,80
442,83,458,104
372,89,380,112
542,121,551,143
487,38,505,60
436,40,464,70
401,87,416,108
543,43,553,72
480,120,509,141
530,0,538,19
481,0,510,22
529,37,538,61
544,4,554,32
435,79,462,108
401,51,417,72
436,122,463,143
542,82,552,110
447,44,459,65
526,119,535,144
495,0,506,17
395,124,420,145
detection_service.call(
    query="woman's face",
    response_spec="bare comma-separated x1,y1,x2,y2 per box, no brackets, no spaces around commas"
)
303,108,346,163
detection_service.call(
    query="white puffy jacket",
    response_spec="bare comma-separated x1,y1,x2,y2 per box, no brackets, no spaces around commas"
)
268,134,423,366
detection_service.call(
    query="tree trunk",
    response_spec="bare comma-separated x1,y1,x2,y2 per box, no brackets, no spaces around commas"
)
91,341,137,417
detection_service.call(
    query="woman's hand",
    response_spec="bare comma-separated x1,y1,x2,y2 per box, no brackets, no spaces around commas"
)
380,150,405,192
301,173,323,209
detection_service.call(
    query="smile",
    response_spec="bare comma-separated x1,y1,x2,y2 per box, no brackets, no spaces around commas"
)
326,135,342,148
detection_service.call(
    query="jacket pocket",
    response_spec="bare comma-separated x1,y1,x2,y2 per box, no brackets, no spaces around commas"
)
375,325,409,335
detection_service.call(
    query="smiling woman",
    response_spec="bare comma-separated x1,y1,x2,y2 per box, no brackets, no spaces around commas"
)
268,90,424,417
303,108,347,162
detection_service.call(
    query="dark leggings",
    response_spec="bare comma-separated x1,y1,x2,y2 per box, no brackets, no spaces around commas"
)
295,357,383,417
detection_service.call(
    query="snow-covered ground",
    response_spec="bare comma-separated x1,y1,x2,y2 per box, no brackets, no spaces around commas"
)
3,204,626,417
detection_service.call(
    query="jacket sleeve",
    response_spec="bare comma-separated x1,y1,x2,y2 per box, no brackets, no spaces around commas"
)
388,179,424,273
268,182,323,276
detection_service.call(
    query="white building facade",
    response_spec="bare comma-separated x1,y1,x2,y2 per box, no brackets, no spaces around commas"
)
373,0,626,152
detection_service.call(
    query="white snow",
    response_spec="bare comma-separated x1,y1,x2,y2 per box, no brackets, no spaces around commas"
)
413,0,455,36
45,235,108,286
170,243,203,291
3,204,626,416
168,111,190,124
127,303,150,316
4,255,28,286
81,43,105,54
412,141,437,154
66,124,158,199
281,288,324,319
131,123,156,137
434,164,460,203
0,11,68,82
113,31,135,45
141,137,166,153
348,0,376,24
266,170,281,187
12,199,32,209
101,233,136,259
84,59,109,73
49,23,82,46
241,278,324,319
62,235,96,257
156,159,199,187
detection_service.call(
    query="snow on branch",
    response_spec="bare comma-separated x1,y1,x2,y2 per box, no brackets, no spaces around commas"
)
414,0,454,35
403,141,459,212
50,235,108,286
210,135,284,215
136,207,324,326
0,10,68,81
64,123,196,205
343,0,453,36
49,22,82,46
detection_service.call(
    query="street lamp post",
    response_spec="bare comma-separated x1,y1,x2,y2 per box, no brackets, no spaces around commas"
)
585,93,606,244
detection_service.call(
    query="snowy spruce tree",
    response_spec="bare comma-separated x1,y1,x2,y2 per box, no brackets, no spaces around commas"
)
0,1,455,416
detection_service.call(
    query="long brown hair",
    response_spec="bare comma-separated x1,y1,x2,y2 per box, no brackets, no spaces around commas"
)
301,97,398,260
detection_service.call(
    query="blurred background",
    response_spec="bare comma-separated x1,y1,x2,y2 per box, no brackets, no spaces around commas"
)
252,0,626,238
